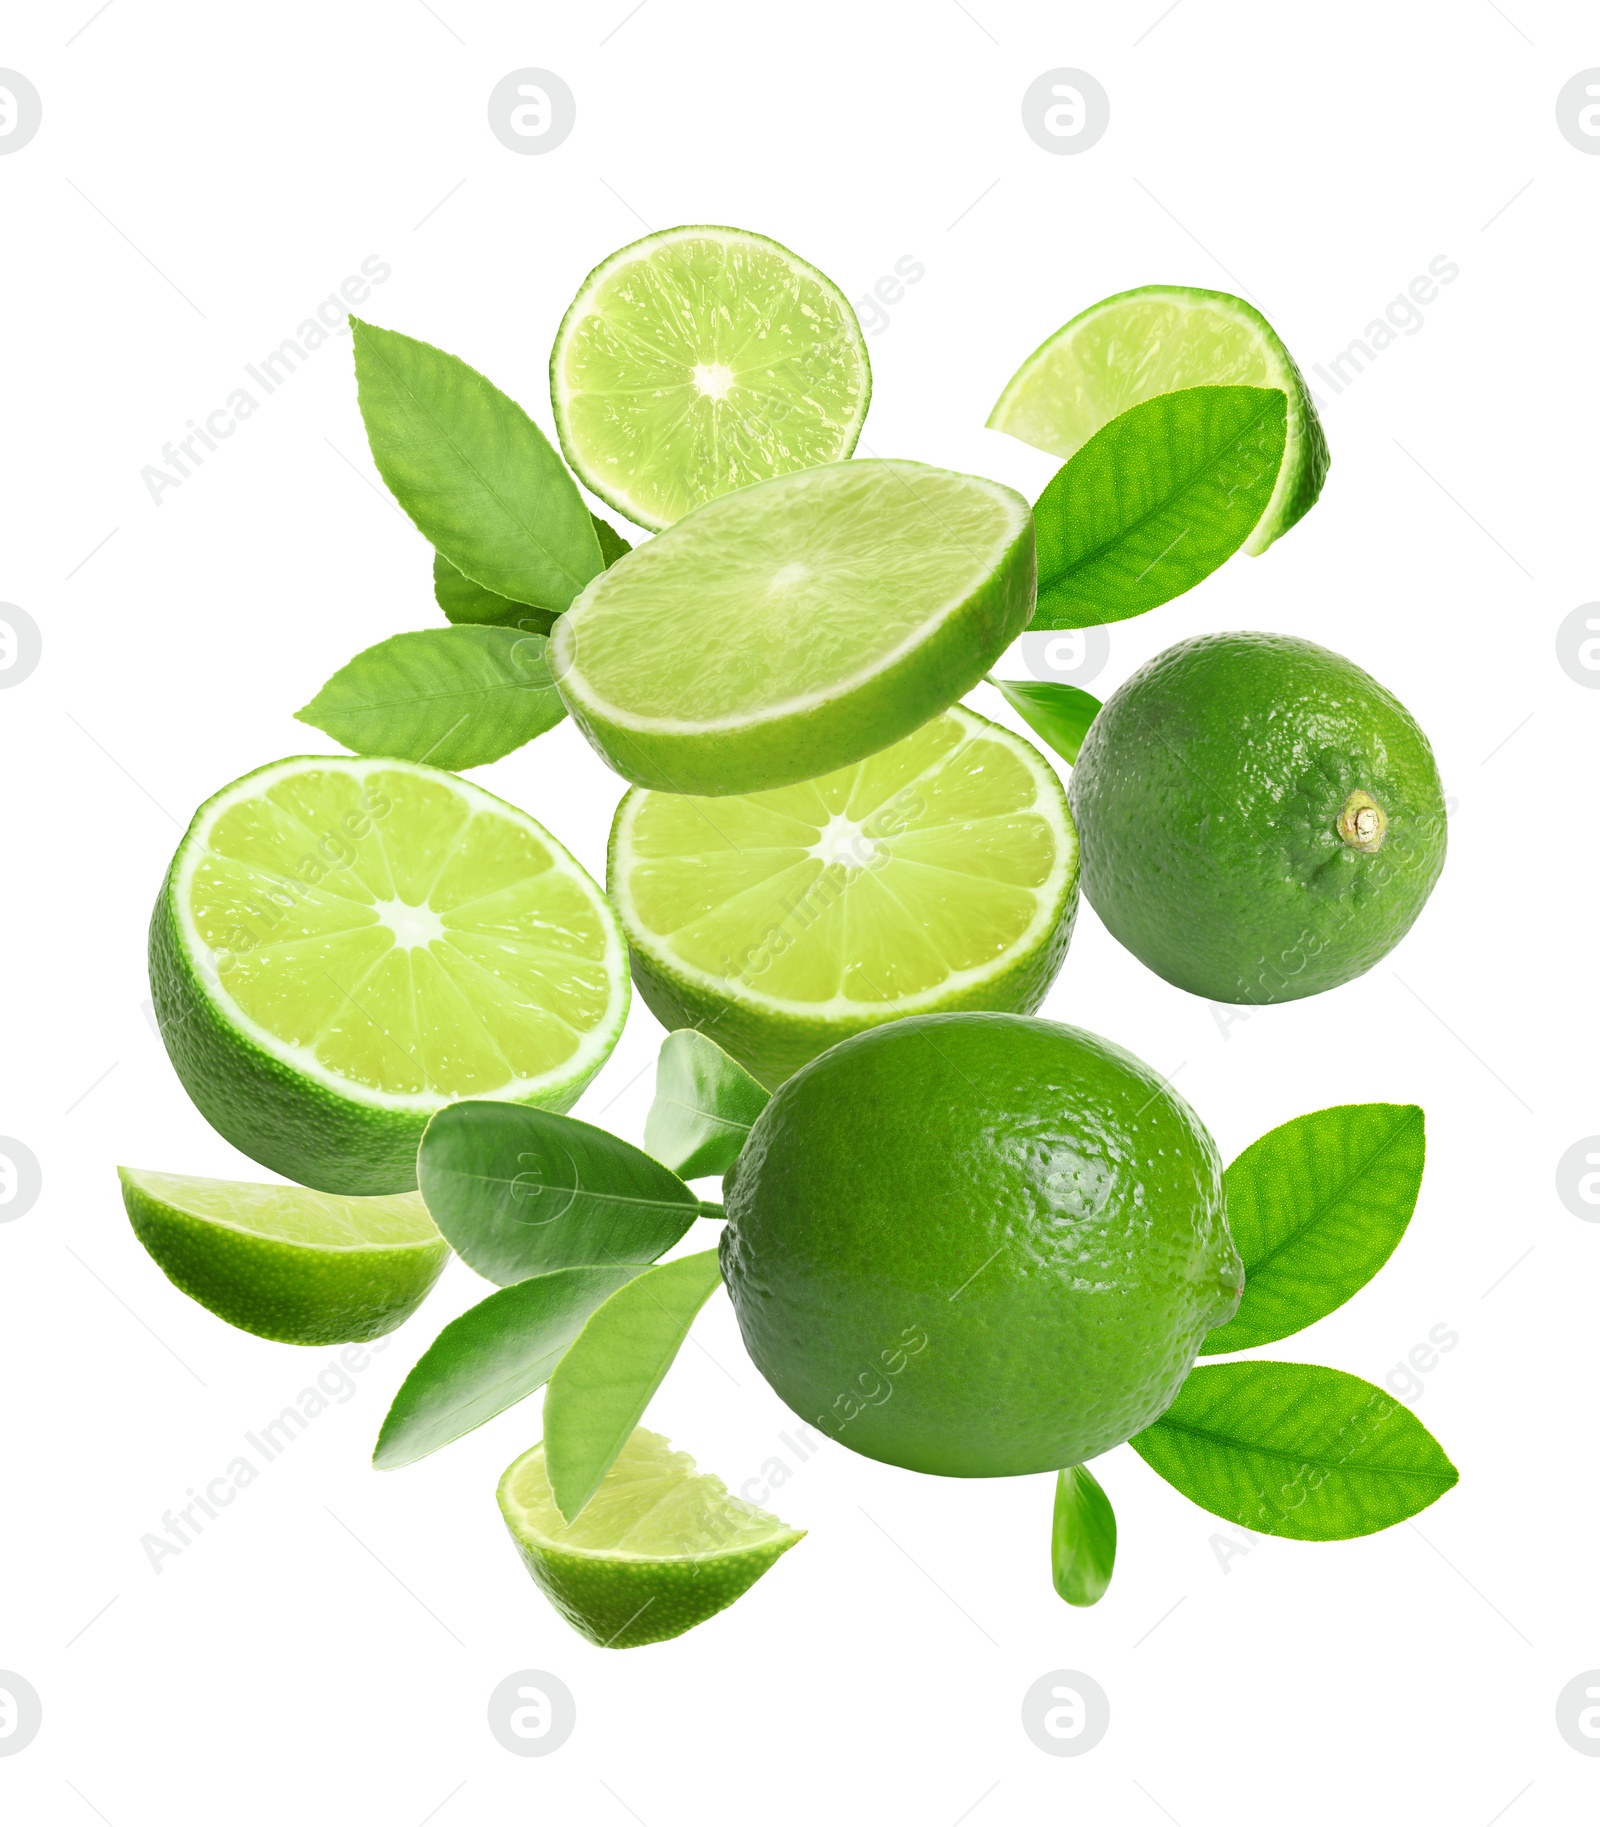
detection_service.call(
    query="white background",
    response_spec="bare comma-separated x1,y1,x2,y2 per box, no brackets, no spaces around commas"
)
2,1,1596,1819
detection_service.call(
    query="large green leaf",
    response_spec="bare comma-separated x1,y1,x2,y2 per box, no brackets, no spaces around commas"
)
417,1102,701,1287
644,1031,771,1179
433,514,628,633
1051,1465,1116,1606
1131,1360,1457,1541
351,317,602,611
373,1265,639,1468
1203,1104,1425,1355
988,677,1101,767
544,1249,724,1521
295,625,565,770
1031,385,1287,629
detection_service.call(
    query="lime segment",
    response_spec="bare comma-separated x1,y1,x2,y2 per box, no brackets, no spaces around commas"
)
550,224,870,531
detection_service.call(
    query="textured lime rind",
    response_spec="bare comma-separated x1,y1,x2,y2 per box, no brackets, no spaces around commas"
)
118,1168,448,1346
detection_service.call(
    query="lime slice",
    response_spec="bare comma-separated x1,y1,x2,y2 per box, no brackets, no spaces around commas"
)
987,284,1328,553
550,459,1035,796
498,1428,803,1648
118,1167,448,1345
609,705,1078,1087
151,756,629,1196
550,224,870,532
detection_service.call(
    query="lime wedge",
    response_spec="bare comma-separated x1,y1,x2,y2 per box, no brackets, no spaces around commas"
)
550,459,1035,796
987,284,1328,553
498,1428,803,1647
151,756,629,1195
550,224,870,532
609,705,1078,1087
119,1167,448,1345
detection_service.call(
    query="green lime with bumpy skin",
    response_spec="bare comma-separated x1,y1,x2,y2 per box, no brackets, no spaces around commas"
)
549,459,1035,796
150,756,628,1195
498,1429,803,1648
119,1168,448,1345
609,705,1078,1088
720,1013,1243,1477
1068,633,1447,1004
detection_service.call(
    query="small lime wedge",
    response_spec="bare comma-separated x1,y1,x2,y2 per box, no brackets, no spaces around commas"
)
987,284,1328,553
550,224,870,531
550,459,1035,795
119,1167,448,1345
498,1428,803,1647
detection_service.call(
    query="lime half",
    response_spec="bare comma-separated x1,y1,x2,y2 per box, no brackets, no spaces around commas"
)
498,1429,803,1648
550,459,1035,796
550,224,870,532
119,1167,448,1345
151,756,628,1195
609,705,1078,1087
987,284,1328,553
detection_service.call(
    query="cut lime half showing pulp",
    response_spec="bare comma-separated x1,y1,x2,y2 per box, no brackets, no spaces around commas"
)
499,1428,804,1648
609,705,1078,1088
150,756,628,1196
550,224,871,532
987,284,1328,553
119,1167,448,1345
550,458,1035,796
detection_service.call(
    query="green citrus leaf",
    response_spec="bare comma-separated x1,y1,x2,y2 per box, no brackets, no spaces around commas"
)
644,1031,771,1179
373,1265,641,1468
544,1249,724,1521
1051,1465,1116,1606
1031,385,1287,629
988,676,1100,766
1203,1104,1425,1355
589,513,632,567
351,317,602,611
432,550,556,634
295,625,566,769
417,1102,699,1287
1131,1360,1457,1541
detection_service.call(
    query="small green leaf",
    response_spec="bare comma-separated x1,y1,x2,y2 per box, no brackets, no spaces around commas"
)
432,550,556,635
644,1031,771,1179
1031,385,1287,629
988,676,1101,766
1051,1465,1116,1606
1131,1360,1458,1541
417,1102,700,1287
296,626,565,770
373,1265,640,1469
351,317,603,612
589,513,632,568
1203,1104,1425,1355
544,1249,724,1521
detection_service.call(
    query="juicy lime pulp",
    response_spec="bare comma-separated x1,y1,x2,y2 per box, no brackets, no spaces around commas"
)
721,1012,1242,1478
151,756,628,1193
498,1429,803,1648
550,224,870,532
119,1167,448,1345
549,459,1035,796
1067,632,1447,1005
609,705,1078,1088
987,284,1328,553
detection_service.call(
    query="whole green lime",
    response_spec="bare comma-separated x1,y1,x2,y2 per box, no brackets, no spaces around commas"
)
719,1013,1242,1477
1068,633,1446,1004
